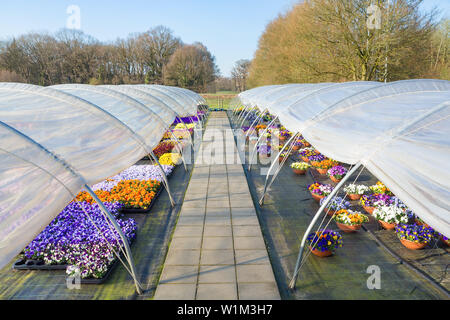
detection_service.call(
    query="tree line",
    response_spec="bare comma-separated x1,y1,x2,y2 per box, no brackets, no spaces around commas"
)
248,0,449,87
0,26,219,92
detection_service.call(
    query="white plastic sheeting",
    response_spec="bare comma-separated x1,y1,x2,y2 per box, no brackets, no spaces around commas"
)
0,82,202,269
237,80,450,237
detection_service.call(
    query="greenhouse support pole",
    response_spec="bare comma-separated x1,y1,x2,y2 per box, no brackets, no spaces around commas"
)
236,105,251,125
288,162,362,290
232,103,243,120
248,116,278,171
170,131,188,171
237,105,250,125
84,185,143,295
149,151,175,207
239,107,255,128
246,108,267,137
259,133,298,206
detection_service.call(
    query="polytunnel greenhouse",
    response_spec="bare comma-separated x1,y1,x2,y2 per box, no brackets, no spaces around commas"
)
0,80,448,300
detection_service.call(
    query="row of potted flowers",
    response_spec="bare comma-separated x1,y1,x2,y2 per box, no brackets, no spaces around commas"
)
305,180,449,255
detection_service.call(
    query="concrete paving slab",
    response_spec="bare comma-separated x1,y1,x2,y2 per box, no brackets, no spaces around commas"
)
154,112,279,300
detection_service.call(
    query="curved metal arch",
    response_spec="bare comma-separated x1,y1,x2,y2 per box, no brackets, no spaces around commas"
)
6,83,176,207
312,79,450,124
51,83,171,134
0,120,143,294
52,84,189,171
101,85,177,123
152,85,199,110
134,85,190,117
0,83,144,146
126,86,195,147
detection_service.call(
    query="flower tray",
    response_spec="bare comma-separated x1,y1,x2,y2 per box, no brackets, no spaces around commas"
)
121,184,163,214
13,259,67,271
336,222,362,233
13,237,136,284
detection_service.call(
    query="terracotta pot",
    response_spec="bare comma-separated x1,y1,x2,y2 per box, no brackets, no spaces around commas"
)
363,206,375,215
279,136,287,142
316,168,328,175
400,239,427,250
303,142,311,147
336,222,362,233
440,236,450,247
347,193,362,201
415,219,430,228
311,193,325,202
302,156,310,163
293,168,306,175
326,209,336,216
329,175,342,183
378,220,396,230
293,145,300,151
309,246,332,257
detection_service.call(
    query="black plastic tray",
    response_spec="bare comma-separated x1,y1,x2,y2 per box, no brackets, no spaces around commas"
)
120,184,163,214
13,237,136,284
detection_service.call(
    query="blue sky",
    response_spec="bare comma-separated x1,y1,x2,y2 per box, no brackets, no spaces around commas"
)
0,0,448,77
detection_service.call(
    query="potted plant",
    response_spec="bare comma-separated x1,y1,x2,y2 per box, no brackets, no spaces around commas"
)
333,209,369,233
395,224,435,250
301,139,311,147
415,216,430,228
319,196,351,216
279,152,289,162
343,183,369,200
277,130,291,141
359,194,393,215
308,182,333,202
249,136,258,144
292,140,303,151
299,148,316,162
308,154,326,167
440,234,450,247
255,124,267,136
257,145,271,158
327,165,348,183
290,162,310,175
369,181,393,195
306,229,343,257
314,159,338,175
373,205,409,230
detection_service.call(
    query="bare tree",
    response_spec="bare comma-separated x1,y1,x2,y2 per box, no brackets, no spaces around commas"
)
163,42,219,92
231,59,251,92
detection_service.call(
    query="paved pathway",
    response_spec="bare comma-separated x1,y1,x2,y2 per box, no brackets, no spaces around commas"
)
154,112,280,300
